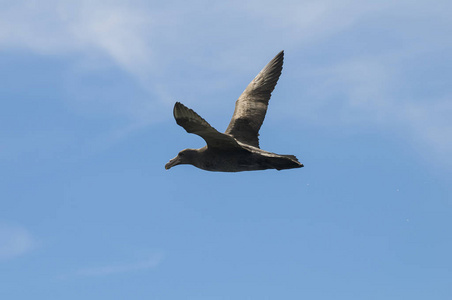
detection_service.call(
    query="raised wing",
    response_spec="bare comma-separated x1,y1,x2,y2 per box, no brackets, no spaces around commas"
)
173,102,240,149
225,50,284,148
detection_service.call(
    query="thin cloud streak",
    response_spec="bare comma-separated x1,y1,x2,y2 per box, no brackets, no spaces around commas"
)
75,254,163,277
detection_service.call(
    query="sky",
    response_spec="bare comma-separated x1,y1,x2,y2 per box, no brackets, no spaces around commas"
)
1,0,451,299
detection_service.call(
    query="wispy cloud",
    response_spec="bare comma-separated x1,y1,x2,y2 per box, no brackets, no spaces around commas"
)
74,254,163,277
0,223,37,261
1,1,449,86
403,99,452,158
289,51,452,165
1,0,451,163
0,1,420,93
0,1,153,72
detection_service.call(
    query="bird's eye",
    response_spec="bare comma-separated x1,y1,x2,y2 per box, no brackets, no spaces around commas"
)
179,152,185,157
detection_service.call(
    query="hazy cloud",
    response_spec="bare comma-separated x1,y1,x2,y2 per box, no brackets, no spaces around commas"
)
1,1,449,78
1,0,451,163
0,1,153,72
295,52,452,164
403,99,452,158
0,224,37,261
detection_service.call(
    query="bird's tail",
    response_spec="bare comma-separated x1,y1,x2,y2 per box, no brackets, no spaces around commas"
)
282,154,300,162
274,154,304,169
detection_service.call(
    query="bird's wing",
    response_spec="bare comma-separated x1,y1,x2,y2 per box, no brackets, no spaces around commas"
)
173,102,240,149
225,50,284,148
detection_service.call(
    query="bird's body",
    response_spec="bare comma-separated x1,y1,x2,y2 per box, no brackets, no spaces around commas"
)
167,144,301,172
165,50,303,172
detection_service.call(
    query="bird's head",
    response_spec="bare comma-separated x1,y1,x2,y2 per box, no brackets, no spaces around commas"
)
165,149,198,170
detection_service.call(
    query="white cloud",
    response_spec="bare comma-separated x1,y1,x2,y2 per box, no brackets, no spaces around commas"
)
1,0,449,80
0,1,395,87
0,224,37,261
0,1,153,72
1,0,451,163
75,254,163,277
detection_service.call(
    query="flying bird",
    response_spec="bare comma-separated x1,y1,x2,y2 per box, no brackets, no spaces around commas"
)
165,50,303,172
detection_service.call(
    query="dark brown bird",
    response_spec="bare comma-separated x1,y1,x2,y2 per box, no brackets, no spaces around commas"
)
165,50,303,172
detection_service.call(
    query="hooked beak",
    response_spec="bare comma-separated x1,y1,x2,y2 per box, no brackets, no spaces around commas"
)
165,156,180,170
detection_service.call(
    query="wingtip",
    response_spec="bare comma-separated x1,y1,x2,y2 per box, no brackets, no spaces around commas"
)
173,101,199,123
173,102,183,118
175,101,189,111
269,50,284,68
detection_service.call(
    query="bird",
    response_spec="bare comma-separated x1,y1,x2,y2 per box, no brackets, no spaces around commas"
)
165,50,303,172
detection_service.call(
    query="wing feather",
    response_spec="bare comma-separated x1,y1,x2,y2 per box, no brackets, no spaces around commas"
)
225,51,284,148
173,102,240,149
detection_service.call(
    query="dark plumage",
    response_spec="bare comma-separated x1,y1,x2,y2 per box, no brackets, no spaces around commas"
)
165,50,303,172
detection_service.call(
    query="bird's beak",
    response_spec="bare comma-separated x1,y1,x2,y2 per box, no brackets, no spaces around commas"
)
165,156,180,170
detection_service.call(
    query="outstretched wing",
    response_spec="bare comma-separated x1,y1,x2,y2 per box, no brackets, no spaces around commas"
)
225,50,284,148
173,102,240,149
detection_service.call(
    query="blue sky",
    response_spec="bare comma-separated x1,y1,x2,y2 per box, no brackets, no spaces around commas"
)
1,0,451,299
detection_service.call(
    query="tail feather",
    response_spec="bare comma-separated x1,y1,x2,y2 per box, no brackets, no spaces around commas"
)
273,154,303,170
282,154,300,162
